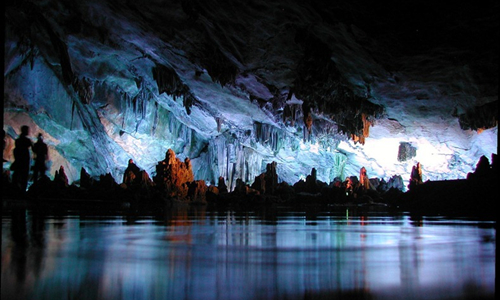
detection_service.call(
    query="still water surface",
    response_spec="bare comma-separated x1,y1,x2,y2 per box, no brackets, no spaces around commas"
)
1,207,495,300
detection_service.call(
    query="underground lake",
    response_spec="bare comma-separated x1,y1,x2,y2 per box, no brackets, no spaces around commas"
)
1,205,495,300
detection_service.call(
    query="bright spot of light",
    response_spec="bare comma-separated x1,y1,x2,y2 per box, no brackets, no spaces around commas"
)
299,140,320,154
363,137,400,167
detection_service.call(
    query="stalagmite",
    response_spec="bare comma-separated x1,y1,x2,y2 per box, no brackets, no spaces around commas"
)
153,149,195,200
188,180,208,204
359,167,370,190
409,162,423,190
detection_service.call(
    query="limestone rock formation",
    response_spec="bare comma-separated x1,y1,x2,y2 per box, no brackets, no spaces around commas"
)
153,149,198,201
54,166,69,188
250,161,279,195
409,162,423,190
397,142,417,162
80,167,94,189
217,176,228,194
467,154,495,180
188,180,208,204
359,167,370,190
251,173,266,195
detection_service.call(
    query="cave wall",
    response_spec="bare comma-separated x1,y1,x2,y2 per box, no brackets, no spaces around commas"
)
3,0,498,188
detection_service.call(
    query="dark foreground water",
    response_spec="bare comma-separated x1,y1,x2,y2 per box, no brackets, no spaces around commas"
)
1,206,495,300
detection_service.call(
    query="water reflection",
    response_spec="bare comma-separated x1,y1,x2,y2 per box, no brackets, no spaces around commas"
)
1,207,495,300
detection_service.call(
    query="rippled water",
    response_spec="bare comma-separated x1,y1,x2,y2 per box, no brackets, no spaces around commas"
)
1,206,495,300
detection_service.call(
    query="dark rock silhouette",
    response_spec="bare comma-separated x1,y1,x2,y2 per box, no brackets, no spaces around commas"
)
378,175,405,193
80,167,94,189
250,161,279,195
188,180,208,204
54,166,69,188
251,173,266,194
235,178,260,196
400,155,498,217
123,159,141,185
293,168,327,194
2,147,496,217
265,161,278,194
121,159,154,194
217,176,228,194
492,153,498,174
467,155,493,180
408,162,422,190
206,184,219,203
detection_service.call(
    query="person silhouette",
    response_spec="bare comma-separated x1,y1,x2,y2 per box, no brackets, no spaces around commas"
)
12,125,33,192
32,133,49,181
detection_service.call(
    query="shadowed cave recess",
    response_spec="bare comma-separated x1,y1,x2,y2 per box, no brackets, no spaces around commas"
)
3,0,498,190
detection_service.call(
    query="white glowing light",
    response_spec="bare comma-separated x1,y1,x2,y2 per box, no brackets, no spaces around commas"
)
299,140,320,154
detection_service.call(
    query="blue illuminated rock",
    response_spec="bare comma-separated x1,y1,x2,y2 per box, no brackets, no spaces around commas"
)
2,0,497,192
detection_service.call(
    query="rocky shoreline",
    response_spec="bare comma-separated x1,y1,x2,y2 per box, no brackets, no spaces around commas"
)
2,150,498,218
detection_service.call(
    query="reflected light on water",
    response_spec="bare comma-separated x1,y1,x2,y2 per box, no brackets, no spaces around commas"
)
1,208,495,300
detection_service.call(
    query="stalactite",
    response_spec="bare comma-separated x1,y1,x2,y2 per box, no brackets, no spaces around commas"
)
36,9,75,86
153,64,184,96
204,134,267,191
152,102,159,135
131,88,149,132
350,113,372,145
283,102,304,128
292,104,298,126
10,1,75,85
136,90,147,120
301,102,313,142
71,100,76,131
293,28,383,143
216,117,222,132
458,100,498,132
183,91,195,115
332,153,347,181
199,42,238,87
152,63,195,114
253,122,285,153
73,76,94,104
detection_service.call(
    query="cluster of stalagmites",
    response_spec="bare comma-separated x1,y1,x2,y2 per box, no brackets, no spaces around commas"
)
400,154,498,216
4,149,496,211
3,148,408,208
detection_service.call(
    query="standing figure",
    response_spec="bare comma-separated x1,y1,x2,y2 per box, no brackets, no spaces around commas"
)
32,133,49,181
12,125,33,192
